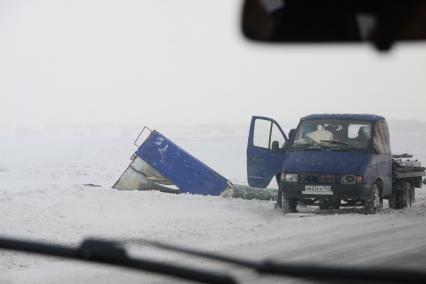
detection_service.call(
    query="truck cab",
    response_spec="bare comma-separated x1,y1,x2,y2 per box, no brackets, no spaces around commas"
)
247,114,424,214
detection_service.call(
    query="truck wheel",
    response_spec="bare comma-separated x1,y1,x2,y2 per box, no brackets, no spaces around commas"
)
389,191,399,209
410,183,415,204
319,200,328,210
365,183,382,214
331,198,341,209
400,182,413,208
390,181,403,209
280,189,297,214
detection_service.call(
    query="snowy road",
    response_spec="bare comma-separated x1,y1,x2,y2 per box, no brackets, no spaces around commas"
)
1,125,426,283
4,190,426,284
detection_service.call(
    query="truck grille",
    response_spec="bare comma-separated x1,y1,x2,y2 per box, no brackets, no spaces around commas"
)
299,174,337,184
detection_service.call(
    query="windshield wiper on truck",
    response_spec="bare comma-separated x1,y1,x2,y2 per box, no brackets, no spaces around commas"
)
138,239,426,284
320,140,356,148
293,143,324,151
293,137,327,151
3,236,426,283
0,237,236,284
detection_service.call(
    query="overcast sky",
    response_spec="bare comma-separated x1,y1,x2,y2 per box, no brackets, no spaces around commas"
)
1,0,426,133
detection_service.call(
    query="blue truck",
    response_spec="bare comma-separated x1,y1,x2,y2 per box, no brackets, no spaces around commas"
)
247,114,425,214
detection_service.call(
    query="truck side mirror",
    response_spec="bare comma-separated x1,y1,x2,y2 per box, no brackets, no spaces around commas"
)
288,129,296,140
271,141,280,153
423,179,426,185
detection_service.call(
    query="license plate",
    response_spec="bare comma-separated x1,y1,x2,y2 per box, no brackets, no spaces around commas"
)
302,185,333,195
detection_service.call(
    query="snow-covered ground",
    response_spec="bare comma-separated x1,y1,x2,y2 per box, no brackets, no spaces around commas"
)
1,121,426,283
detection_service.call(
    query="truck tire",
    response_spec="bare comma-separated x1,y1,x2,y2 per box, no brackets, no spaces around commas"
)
280,189,297,214
390,181,404,209
400,185,408,208
389,190,399,209
400,182,414,208
410,183,415,204
391,181,414,209
333,199,341,210
365,183,382,214
319,200,328,210
400,181,414,208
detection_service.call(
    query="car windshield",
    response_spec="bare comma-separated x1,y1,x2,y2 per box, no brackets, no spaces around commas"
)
1,1,426,284
292,119,372,150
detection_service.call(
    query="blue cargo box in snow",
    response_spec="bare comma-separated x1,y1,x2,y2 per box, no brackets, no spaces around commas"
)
135,129,230,196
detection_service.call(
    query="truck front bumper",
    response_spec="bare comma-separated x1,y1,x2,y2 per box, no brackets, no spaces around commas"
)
280,182,372,200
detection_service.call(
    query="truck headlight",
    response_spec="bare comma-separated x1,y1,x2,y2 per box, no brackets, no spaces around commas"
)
281,173,298,183
341,175,363,184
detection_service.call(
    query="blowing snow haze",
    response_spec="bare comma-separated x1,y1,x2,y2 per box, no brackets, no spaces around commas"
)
2,1,426,283
0,0,426,132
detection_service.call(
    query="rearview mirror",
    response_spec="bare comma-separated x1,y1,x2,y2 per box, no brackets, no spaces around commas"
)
241,0,426,52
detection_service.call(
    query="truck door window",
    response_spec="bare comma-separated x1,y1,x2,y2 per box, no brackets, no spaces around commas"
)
253,119,271,148
270,123,285,148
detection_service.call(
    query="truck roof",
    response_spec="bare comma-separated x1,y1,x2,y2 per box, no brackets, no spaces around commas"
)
301,114,385,122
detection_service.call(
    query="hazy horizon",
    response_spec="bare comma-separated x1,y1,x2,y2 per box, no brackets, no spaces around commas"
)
1,0,426,133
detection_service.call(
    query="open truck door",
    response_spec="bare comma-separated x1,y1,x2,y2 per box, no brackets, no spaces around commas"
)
247,116,288,188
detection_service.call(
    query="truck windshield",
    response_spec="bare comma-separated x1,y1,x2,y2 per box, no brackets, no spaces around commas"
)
292,119,372,150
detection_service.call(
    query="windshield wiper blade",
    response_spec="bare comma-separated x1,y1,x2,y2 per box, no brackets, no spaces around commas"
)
303,146,324,151
0,237,236,284
137,239,426,284
294,137,329,151
132,239,258,269
320,140,354,147
5,236,426,283
293,143,324,151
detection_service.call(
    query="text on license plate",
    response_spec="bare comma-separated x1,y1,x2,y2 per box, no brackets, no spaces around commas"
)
302,185,333,195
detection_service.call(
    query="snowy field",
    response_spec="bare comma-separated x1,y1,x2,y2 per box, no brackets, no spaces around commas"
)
1,121,426,283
